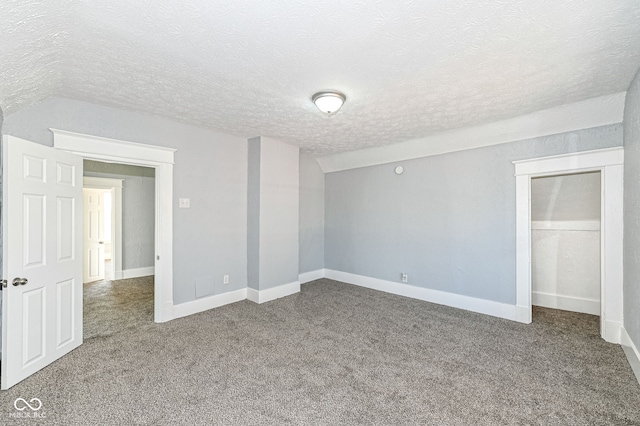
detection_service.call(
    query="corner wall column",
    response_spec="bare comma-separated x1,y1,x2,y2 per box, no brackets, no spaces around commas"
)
247,136,300,303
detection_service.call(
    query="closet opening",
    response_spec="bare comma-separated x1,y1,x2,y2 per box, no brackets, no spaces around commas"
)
530,171,601,318
513,147,624,343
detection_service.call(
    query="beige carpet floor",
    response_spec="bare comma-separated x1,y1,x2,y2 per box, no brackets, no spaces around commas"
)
1,279,638,425
83,274,154,340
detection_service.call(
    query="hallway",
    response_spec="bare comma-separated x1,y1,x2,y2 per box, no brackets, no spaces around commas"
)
83,263,154,340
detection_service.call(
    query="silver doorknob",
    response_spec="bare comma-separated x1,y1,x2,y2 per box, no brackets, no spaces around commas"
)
12,277,28,286
99,241,104,244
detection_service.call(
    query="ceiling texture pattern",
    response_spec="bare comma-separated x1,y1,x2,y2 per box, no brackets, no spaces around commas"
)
2,0,640,155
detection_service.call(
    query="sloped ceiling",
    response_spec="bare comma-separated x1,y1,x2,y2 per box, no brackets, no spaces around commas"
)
1,1,640,155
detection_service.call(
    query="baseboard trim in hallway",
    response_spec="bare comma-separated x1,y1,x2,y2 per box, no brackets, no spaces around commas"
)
120,266,155,279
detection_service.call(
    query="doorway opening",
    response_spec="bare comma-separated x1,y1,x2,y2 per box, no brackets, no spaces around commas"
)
83,179,119,283
82,161,156,339
84,186,113,281
513,147,624,343
530,171,602,318
52,128,176,323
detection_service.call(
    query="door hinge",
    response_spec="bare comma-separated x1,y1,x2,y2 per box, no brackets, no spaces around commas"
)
0,279,7,290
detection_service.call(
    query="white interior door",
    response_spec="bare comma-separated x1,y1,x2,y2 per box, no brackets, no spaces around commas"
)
83,189,105,283
1,136,83,390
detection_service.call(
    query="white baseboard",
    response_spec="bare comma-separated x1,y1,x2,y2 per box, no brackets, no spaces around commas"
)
515,305,532,324
247,281,300,304
324,269,517,321
171,281,300,320
246,288,259,303
299,269,326,284
114,271,123,280
121,266,155,279
158,301,175,323
532,291,600,316
172,288,247,320
621,327,640,385
602,319,623,344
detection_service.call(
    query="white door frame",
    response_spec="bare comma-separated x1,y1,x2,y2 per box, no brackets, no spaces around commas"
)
83,177,123,279
513,147,624,343
52,129,176,323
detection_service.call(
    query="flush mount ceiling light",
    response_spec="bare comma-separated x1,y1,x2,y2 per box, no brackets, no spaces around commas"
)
312,91,346,115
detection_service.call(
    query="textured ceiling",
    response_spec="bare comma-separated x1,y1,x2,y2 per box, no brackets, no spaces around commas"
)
1,1,640,155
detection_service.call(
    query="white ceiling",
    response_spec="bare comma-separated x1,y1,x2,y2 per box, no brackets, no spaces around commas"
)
1,1,640,156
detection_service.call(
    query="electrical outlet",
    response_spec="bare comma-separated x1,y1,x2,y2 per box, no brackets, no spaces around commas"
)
223,275,229,285
401,273,408,283
179,198,190,208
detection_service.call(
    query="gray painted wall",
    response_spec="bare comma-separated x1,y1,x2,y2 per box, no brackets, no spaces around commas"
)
299,153,325,274
624,67,640,346
84,160,155,270
247,137,260,290
258,137,299,289
3,97,248,305
325,124,622,304
247,136,299,290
